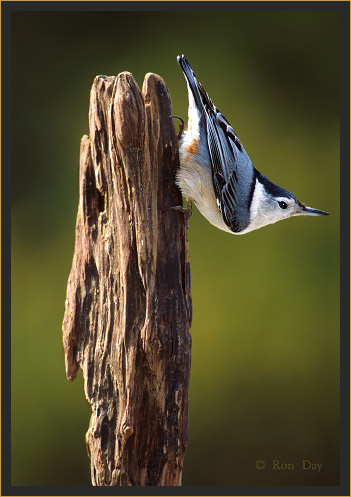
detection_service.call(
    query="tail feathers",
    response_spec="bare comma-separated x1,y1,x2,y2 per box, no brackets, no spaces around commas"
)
177,55,214,114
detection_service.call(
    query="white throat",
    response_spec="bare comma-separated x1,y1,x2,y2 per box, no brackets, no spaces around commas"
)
239,179,271,234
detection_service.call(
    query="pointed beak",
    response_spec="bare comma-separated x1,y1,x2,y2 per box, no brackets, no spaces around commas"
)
299,203,329,216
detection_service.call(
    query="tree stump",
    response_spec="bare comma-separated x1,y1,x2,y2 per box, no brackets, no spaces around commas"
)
62,71,192,486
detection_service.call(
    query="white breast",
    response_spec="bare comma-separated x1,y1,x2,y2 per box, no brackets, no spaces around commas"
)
176,158,233,234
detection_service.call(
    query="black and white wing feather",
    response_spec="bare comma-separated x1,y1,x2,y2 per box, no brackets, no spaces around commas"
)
178,55,256,233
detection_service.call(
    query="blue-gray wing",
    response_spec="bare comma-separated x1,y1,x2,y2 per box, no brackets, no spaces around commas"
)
177,55,255,233
206,108,256,233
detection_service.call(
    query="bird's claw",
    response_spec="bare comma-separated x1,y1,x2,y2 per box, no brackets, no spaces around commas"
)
171,115,185,140
169,199,192,229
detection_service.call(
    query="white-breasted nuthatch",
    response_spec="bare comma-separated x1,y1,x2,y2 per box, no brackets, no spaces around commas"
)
176,55,329,234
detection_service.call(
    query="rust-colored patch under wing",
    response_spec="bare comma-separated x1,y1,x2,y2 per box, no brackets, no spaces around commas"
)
185,138,199,155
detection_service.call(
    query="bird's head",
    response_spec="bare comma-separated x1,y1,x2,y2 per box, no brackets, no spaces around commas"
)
247,172,329,233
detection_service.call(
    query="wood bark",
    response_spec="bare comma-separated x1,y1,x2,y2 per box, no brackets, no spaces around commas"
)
62,72,192,486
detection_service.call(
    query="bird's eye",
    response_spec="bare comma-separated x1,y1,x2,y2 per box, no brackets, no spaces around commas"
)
279,201,288,209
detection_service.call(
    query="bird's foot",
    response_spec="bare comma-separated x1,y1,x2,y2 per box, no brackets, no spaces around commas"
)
171,115,185,140
169,198,193,229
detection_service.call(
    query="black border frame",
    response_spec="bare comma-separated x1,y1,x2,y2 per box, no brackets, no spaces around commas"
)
2,2,349,496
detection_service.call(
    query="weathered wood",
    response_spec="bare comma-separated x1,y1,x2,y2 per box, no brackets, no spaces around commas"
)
62,72,192,486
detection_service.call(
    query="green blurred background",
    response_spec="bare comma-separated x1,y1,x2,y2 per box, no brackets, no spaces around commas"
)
11,8,340,487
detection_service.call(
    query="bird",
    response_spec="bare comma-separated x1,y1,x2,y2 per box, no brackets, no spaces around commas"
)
176,54,329,235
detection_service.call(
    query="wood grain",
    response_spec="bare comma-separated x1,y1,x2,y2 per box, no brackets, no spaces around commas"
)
62,72,192,486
